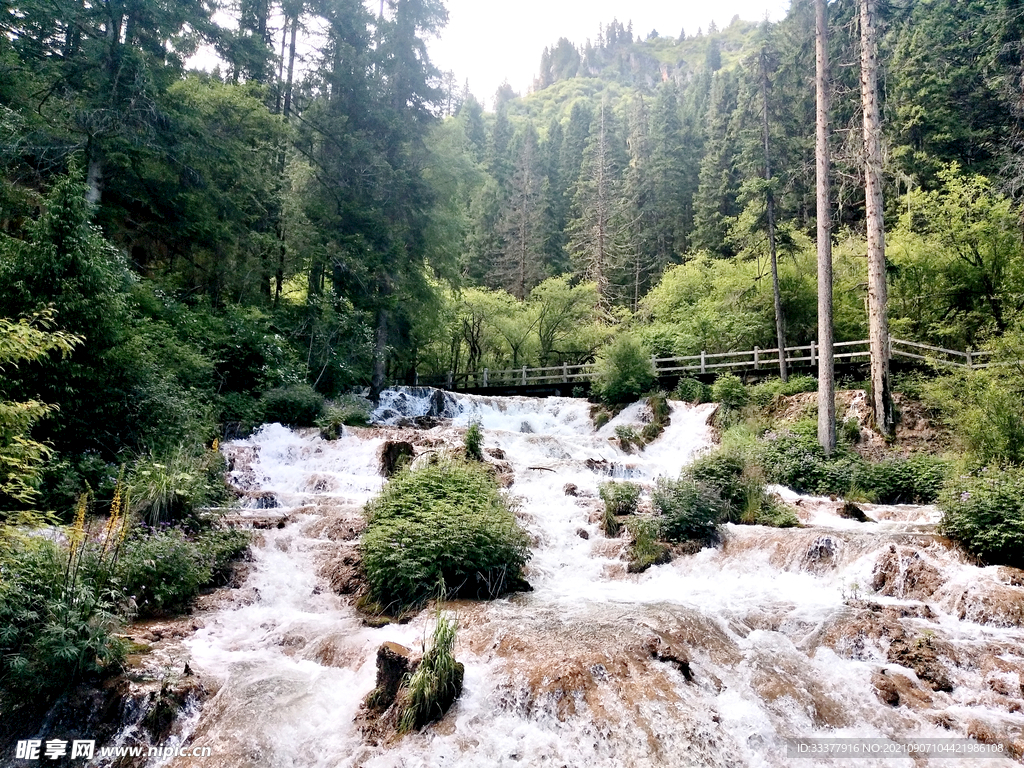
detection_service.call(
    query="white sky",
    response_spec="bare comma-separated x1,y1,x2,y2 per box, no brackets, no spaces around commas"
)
430,0,794,108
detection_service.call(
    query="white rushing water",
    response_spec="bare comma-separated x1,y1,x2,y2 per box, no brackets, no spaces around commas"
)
179,390,1024,768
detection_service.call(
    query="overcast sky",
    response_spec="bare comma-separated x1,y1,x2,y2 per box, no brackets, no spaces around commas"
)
429,0,793,108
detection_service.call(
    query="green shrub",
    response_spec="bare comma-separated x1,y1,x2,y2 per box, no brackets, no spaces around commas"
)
626,517,670,573
752,494,800,527
653,477,728,544
924,371,1024,465
593,410,611,430
757,426,860,497
464,422,484,461
841,417,861,444
0,537,125,698
195,527,252,585
749,375,818,408
711,373,749,410
854,454,950,504
129,446,229,527
360,457,531,612
599,481,642,516
317,395,372,438
939,466,1024,567
682,448,796,527
398,610,464,732
614,425,639,452
118,529,212,616
685,452,748,513
262,383,325,427
674,377,712,404
592,333,656,405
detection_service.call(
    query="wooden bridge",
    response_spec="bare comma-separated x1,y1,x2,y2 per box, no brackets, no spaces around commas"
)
411,338,992,396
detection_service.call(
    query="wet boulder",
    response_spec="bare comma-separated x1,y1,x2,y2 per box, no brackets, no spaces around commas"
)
871,545,943,600
838,501,874,522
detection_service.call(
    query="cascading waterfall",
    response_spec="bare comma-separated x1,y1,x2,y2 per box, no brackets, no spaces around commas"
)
170,389,1023,767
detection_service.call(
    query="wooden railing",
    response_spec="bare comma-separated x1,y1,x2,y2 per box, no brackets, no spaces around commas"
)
411,337,992,392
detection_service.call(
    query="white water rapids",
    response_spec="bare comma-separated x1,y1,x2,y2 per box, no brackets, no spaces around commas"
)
174,390,1023,767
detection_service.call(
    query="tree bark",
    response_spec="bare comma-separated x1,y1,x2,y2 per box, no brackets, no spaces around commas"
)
860,0,894,436
816,0,836,453
369,305,389,403
761,49,787,383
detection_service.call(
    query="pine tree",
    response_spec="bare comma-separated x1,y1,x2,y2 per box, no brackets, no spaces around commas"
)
567,100,626,305
496,125,546,299
693,70,741,256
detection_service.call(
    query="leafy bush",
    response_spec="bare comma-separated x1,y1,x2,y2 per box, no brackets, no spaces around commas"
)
398,610,464,732
757,425,861,497
262,383,325,427
751,495,800,528
653,477,728,544
599,481,642,516
924,371,1024,465
685,452,748,513
360,457,531,612
0,537,125,698
118,529,212,616
196,527,252,585
674,377,712,404
317,395,372,438
591,333,656,405
854,455,950,504
626,517,670,573
749,375,818,408
464,422,484,461
614,424,639,452
129,446,229,527
939,466,1024,567
711,373,749,410
682,448,797,527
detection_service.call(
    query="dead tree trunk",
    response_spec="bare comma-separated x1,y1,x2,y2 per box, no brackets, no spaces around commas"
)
816,0,836,452
860,0,894,435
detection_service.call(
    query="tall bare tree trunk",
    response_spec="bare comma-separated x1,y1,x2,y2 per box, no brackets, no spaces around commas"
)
816,0,836,452
760,50,787,382
860,0,894,435
369,306,389,403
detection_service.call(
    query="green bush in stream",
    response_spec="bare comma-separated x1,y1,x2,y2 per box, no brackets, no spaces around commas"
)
653,477,728,545
398,609,464,732
359,456,531,613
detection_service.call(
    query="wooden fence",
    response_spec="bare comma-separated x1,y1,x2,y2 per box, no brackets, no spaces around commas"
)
412,337,993,392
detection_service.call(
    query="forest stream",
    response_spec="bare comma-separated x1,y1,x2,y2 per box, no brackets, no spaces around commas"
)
120,390,1024,767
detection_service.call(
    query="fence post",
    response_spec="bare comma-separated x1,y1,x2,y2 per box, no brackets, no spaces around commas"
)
811,341,817,366
700,350,706,375
966,349,973,369
521,365,527,385
754,346,760,370
446,371,453,390
414,371,419,386
562,362,569,383
483,368,488,388
651,355,658,377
